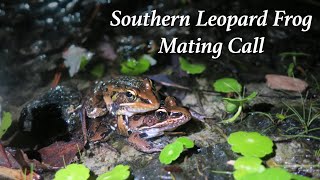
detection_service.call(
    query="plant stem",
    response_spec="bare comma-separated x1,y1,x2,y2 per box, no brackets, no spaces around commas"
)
222,105,242,124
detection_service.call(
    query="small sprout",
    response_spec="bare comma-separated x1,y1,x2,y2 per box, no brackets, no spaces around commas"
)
227,131,273,158
233,157,265,180
179,57,206,74
90,64,105,78
176,137,195,148
54,164,90,180
213,78,242,93
213,78,257,124
0,112,12,139
159,137,194,165
287,62,295,77
159,142,184,165
121,57,150,75
97,165,130,180
276,113,286,121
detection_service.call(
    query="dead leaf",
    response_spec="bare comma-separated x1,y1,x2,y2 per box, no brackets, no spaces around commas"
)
38,140,84,167
265,74,308,92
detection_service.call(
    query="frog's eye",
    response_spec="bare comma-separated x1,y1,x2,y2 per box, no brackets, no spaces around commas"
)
155,109,168,121
126,90,137,101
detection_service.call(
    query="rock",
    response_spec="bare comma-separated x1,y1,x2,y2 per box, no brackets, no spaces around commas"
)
265,74,308,92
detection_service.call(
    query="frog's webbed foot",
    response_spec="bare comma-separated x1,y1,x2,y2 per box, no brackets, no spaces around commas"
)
128,133,163,153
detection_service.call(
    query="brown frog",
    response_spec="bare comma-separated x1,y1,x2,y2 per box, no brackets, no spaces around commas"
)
82,76,160,142
86,96,192,153
124,96,192,153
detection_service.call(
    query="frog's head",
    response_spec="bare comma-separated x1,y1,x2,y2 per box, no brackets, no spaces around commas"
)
104,76,160,117
136,96,192,138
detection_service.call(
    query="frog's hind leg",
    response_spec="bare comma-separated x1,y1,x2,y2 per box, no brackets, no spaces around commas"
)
128,132,162,153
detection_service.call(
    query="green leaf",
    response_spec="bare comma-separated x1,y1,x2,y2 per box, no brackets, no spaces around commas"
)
213,78,242,93
121,58,150,76
179,57,206,74
54,164,90,180
227,131,274,158
176,137,194,148
279,52,310,58
239,168,296,180
245,92,258,101
90,64,105,78
287,62,295,77
97,165,130,180
159,142,184,165
80,56,89,70
223,92,257,104
0,112,12,139
233,157,265,180
224,100,239,113
259,168,291,180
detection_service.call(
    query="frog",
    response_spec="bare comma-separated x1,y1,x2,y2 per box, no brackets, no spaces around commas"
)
124,96,192,153
84,76,160,118
82,76,160,143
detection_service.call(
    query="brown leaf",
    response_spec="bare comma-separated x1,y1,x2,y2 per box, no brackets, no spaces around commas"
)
38,140,84,167
265,74,308,92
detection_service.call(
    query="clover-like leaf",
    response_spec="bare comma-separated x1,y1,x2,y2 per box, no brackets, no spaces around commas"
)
97,165,130,180
0,112,12,139
159,141,184,165
121,57,150,76
54,164,90,180
233,157,265,180
179,57,206,74
176,137,194,149
228,131,273,158
213,78,242,93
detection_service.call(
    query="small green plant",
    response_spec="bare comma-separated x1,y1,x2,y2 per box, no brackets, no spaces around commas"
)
97,165,130,180
121,56,151,75
282,99,320,140
0,111,12,138
54,164,90,180
279,51,310,77
54,163,130,180
213,78,257,123
179,57,206,74
226,131,312,180
159,137,194,165
228,131,273,158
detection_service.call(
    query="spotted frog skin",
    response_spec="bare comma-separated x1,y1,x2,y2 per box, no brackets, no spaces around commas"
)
82,76,160,143
124,96,192,153
84,76,160,118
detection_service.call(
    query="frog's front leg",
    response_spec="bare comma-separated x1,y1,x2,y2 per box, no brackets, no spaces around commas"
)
127,132,163,153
